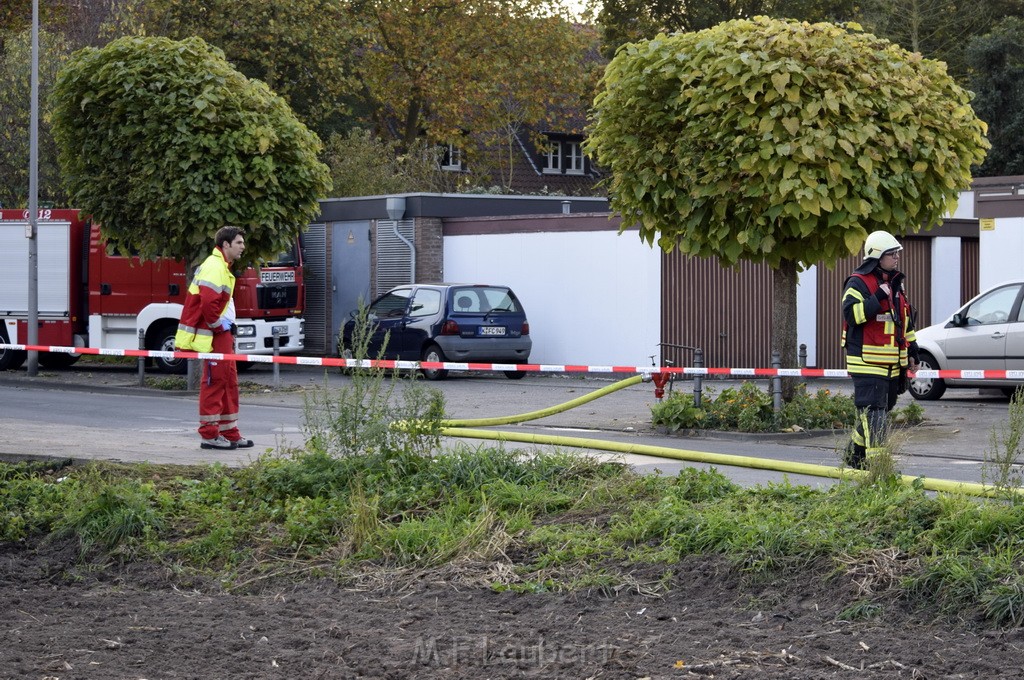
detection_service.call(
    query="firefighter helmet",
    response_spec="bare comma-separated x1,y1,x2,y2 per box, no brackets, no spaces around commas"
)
864,231,903,259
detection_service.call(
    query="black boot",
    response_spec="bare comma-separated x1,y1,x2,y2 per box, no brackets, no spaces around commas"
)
844,441,867,470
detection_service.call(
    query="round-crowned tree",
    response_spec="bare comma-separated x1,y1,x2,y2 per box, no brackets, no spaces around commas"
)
49,35,331,266
586,17,989,372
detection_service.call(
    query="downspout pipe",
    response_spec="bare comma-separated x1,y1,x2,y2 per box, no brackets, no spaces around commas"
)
385,196,415,283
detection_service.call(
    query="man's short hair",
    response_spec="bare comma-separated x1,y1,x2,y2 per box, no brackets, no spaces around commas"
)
215,226,245,250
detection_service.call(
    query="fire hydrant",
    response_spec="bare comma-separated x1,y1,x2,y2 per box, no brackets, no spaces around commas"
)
651,372,672,400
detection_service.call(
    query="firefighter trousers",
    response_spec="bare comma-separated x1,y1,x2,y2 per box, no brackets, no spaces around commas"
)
198,330,243,441
846,373,900,469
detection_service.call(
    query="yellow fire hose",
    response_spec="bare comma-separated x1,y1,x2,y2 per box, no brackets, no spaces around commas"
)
437,375,1019,500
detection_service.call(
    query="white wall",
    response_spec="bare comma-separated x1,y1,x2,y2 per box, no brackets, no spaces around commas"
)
444,230,661,366
980,217,1024,292
796,266,817,366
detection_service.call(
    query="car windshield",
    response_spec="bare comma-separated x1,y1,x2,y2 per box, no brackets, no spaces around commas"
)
451,287,520,313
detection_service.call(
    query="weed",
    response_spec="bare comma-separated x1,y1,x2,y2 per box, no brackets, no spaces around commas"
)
982,388,1024,501
838,599,883,621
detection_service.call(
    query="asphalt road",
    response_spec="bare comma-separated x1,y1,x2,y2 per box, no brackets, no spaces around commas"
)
0,361,1018,490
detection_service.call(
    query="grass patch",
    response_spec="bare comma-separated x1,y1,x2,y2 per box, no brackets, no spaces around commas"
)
5,450,1024,626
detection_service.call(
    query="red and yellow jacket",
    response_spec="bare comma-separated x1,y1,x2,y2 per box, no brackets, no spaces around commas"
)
841,262,918,378
174,247,235,353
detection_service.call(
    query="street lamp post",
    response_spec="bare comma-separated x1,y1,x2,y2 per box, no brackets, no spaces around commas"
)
26,0,40,376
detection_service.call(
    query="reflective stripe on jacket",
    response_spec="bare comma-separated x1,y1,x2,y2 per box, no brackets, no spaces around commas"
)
841,268,917,378
174,247,235,353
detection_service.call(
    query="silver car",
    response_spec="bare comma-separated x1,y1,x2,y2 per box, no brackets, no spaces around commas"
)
910,279,1024,400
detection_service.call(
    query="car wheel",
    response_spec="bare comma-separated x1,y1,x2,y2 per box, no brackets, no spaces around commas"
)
236,361,253,372
1001,386,1023,400
339,347,355,374
420,344,449,381
503,369,526,380
38,352,81,369
910,352,946,401
152,324,188,375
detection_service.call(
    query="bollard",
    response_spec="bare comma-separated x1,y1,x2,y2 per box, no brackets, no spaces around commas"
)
138,328,146,387
693,347,704,408
272,328,282,390
771,350,782,413
799,343,807,369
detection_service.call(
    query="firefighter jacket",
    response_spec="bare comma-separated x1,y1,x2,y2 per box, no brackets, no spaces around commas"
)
175,247,236,353
841,260,918,378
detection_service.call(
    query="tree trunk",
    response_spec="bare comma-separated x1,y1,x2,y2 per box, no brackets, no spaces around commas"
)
771,261,800,401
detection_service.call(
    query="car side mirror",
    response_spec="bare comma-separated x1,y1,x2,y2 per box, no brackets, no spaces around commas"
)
951,312,966,327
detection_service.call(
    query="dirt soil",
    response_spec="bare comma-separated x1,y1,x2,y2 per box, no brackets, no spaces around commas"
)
3,542,1024,680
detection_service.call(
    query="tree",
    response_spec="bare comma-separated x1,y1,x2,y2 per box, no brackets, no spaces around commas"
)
135,0,354,138
857,0,1003,80
348,0,590,151
967,17,1024,177
0,27,72,209
597,0,858,59
49,35,331,266
586,17,988,379
322,128,452,197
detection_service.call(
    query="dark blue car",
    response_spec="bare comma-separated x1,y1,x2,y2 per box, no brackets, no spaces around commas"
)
341,283,532,380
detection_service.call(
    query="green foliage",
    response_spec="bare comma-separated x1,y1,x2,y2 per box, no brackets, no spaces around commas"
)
49,35,331,266
596,0,860,59
586,17,989,270
10,450,1024,624
56,476,165,555
651,382,856,433
134,0,354,138
982,386,1024,499
0,27,72,209
322,128,450,197
967,16,1024,177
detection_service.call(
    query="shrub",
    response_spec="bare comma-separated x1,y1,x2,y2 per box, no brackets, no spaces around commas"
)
651,382,856,433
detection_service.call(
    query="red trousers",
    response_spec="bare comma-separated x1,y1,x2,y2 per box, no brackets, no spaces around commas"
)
198,330,242,441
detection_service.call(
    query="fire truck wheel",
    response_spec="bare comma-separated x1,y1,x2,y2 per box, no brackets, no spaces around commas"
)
152,326,188,375
38,353,81,369
0,346,27,371
0,329,27,371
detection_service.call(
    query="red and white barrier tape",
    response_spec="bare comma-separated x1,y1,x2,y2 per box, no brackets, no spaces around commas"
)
3,343,1023,381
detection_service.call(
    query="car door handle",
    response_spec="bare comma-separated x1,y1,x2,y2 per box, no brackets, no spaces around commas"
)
991,331,1006,339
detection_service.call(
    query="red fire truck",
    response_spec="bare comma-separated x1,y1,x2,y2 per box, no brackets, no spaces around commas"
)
0,209,305,372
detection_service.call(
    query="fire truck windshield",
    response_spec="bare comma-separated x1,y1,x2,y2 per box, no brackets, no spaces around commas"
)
265,241,298,267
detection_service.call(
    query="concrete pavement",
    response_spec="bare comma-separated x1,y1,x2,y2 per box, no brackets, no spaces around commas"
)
0,360,1018,488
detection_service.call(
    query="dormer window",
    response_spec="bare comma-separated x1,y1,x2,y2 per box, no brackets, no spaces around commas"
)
542,140,561,173
440,143,463,171
542,136,586,175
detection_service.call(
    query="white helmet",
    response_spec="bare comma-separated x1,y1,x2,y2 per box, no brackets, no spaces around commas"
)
864,231,902,259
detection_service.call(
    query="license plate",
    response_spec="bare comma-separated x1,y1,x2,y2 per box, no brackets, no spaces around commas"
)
272,325,289,335
479,326,506,336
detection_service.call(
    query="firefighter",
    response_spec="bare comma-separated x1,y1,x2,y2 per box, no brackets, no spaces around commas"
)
841,230,919,469
175,226,253,450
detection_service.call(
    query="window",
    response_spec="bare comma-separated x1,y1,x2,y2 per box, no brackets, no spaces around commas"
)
371,288,412,318
565,142,584,174
542,137,586,175
542,140,561,174
410,288,442,317
440,143,463,171
966,284,1021,325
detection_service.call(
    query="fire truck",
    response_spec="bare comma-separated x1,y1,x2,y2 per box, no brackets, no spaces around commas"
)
0,209,305,372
